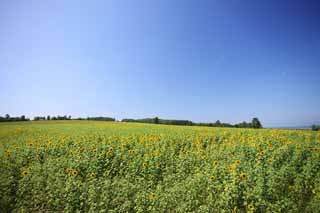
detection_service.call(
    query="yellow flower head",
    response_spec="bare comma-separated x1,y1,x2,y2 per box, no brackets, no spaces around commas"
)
288,185,295,191
90,172,96,178
150,192,157,201
213,160,219,167
129,149,136,155
235,160,241,165
72,170,78,177
5,152,11,160
209,175,215,181
22,170,29,177
247,203,255,211
240,172,248,180
142,162,148,168
108,147,114,153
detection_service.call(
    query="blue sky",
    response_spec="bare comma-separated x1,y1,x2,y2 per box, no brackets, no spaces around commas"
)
0,0,319,127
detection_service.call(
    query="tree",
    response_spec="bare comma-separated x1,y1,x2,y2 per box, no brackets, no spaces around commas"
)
154,117,159,124
47,115,50,120
5,114,10,120
312,125,320,131
21,115,26,121
251,117,262,129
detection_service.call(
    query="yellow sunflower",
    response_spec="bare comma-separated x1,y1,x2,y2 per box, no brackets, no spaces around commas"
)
22,170,29,177
72,170,78,177
240,172,248,180
150,192,157,201
90,172,96,178
247,203,255,211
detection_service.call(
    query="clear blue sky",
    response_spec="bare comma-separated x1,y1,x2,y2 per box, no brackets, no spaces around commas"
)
1,0,319,127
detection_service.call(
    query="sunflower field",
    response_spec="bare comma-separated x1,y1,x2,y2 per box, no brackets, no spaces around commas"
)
0,121,319,212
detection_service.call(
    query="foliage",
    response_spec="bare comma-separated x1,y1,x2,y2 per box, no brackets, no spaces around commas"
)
251,118,263,129
122,117,262,129
0,121,319,212
0,114,30,122
86,117,115,121
312,125,320,131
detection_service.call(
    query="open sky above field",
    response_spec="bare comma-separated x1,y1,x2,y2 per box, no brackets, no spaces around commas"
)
0,0,319,127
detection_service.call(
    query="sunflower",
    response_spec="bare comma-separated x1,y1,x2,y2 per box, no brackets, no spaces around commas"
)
256,152,263,157
209,175,215,181
247,203,255,211
156,162,161,168
213,160,219,167
233,206,238,213
90,172,96,178
150,192,157,201
72,170,78,177
108,147,114,153
22,170,29,177
288,185,295,191
5,152,11,160
240,172,248,180
235,160,241,165
129,149,136,155
142,162,148,168
66,168,72,174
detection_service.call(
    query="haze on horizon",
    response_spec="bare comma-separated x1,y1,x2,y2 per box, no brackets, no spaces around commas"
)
0,0,319,127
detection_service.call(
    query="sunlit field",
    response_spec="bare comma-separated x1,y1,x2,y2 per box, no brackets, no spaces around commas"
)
1,121,319,212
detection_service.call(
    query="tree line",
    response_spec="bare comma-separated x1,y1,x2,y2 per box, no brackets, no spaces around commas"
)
0,114,30,122
121,117,263,129
0,114,115,122
34,115,115,121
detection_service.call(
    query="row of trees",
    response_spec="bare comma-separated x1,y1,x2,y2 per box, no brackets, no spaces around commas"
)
0,114,30,122
0,114,115,122
82,117,115,121
34,115,72,121
121,117,193,126
312,125,320,131
34,116,115,121
122,117,263,129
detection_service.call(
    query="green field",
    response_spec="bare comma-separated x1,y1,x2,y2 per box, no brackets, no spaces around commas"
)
1,121,320,212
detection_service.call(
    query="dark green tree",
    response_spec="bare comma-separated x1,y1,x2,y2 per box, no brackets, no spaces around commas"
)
251,117,262,129
154,117,159,124
312,125,320,131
